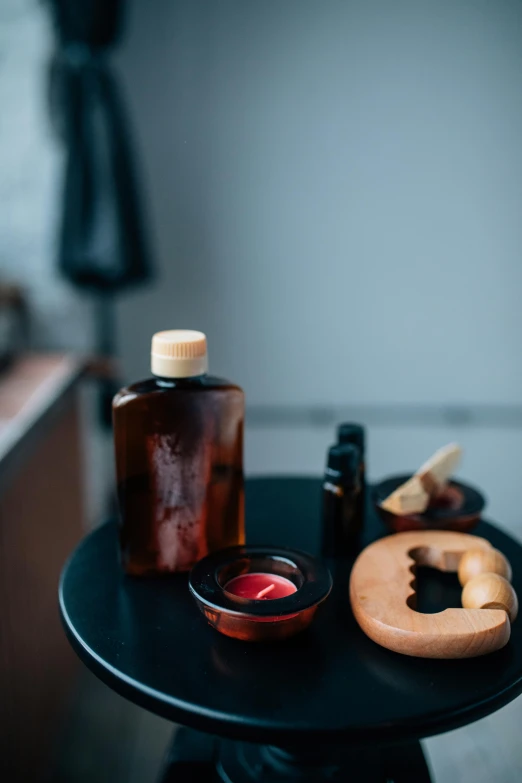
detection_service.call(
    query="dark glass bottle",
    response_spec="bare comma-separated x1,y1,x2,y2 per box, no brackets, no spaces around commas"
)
321,443,362,557
113,330,244,575
337,422,365,484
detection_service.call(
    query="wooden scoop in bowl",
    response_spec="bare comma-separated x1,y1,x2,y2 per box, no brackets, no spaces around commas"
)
380,443,462,516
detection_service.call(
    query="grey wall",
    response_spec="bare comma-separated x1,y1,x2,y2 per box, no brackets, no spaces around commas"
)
0,0,92,351
116,0,522,528
4,0,520,531
118,0,522,402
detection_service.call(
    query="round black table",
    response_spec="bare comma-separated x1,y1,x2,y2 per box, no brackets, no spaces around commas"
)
60,478,522,782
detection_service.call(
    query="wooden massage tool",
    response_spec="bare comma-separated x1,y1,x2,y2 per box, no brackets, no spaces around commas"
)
350,530,518,658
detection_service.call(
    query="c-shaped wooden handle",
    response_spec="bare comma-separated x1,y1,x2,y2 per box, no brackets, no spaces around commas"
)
350,530,513,658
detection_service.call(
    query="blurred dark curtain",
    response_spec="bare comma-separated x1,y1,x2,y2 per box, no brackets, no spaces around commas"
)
46,0,153,424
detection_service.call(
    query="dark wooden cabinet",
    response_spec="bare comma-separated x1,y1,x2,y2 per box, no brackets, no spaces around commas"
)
0,356,86,782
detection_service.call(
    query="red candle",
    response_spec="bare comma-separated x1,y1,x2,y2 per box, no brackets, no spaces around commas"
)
225,572,297,600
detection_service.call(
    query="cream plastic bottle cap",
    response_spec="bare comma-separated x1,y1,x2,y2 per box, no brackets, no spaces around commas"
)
151,330,208,378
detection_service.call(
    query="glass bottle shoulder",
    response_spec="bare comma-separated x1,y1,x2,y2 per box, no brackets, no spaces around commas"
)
112,375,243,409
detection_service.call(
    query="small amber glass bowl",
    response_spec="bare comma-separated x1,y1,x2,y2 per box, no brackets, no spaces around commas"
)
189,546,332,642
374,474,486,533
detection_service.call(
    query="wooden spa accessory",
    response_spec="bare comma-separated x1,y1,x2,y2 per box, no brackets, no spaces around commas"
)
350,530,517,658
380,443,462,516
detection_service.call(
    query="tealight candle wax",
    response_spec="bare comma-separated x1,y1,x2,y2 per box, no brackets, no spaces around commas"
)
225,572,297,600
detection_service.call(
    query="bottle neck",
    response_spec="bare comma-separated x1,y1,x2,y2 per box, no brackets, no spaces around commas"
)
154,373,208,388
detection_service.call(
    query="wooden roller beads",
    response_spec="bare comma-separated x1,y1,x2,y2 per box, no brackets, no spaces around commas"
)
459,548,518,622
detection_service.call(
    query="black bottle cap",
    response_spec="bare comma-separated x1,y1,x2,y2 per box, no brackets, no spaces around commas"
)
337,423,365,454
326,443,360,482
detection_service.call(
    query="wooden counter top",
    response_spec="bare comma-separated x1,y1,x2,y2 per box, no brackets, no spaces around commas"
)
0,354,84,476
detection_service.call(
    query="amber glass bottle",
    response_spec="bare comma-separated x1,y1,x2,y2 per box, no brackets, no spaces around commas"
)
113,330,244,575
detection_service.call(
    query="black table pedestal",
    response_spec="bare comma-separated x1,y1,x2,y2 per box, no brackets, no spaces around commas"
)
159,728,433,782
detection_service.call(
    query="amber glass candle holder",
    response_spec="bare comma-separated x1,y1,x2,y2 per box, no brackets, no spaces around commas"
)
189,546,332,642
374,474,486,533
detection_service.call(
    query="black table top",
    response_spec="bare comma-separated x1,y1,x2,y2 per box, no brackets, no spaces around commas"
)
60,477,522,747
